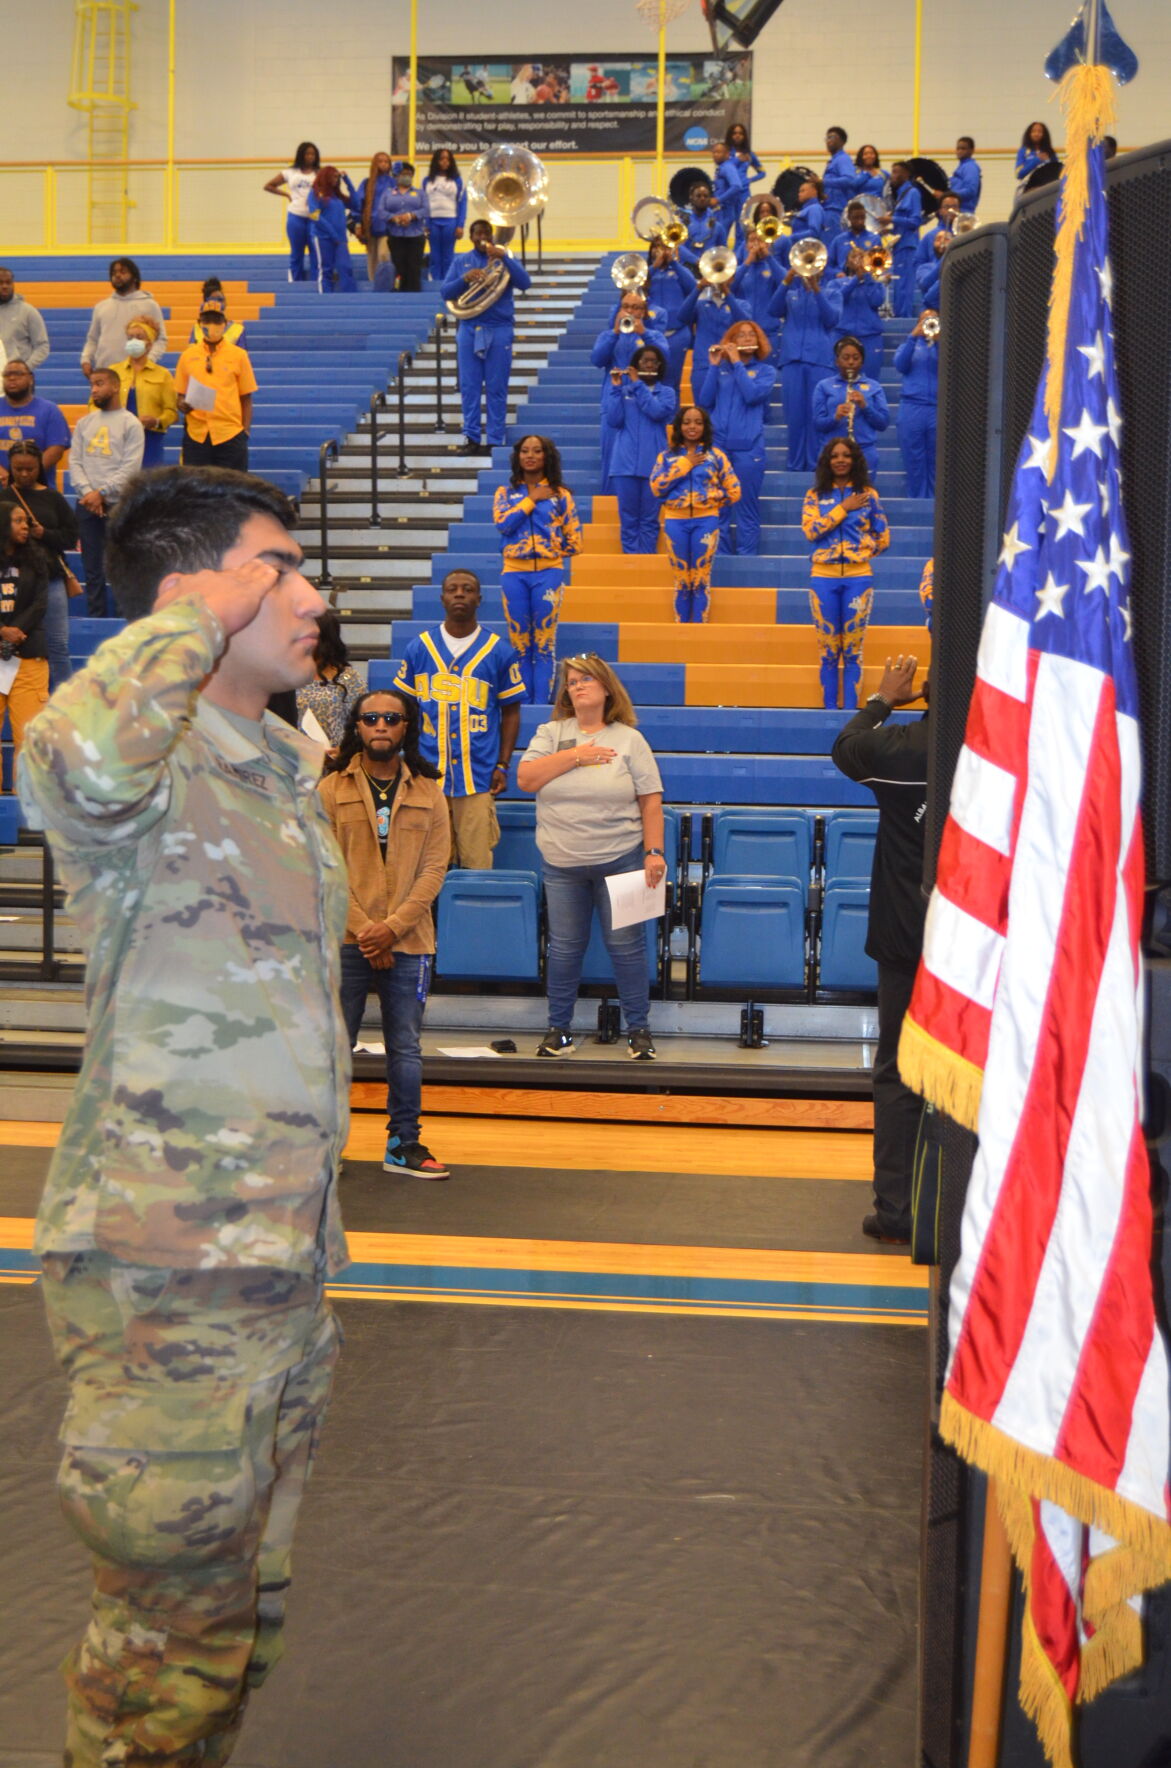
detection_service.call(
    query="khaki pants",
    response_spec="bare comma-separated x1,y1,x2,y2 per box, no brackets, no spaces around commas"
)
0,656,49,771
448,792,499,869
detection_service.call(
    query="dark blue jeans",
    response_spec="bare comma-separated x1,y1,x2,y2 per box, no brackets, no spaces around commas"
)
339,944,428,1146
542,842,650,1032
77,506,111,616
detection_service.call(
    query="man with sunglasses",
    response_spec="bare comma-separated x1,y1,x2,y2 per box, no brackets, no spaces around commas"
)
318,689,451,1178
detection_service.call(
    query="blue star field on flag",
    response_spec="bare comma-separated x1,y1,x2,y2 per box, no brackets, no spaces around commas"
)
991,144,1137,721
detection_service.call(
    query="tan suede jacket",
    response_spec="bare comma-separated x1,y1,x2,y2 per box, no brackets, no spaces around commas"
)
318,754,449,954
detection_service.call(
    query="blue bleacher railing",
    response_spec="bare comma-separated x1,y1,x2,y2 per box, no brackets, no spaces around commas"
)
369,389,387,527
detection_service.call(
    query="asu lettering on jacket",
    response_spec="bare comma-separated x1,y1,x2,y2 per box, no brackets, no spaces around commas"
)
395,628,524,798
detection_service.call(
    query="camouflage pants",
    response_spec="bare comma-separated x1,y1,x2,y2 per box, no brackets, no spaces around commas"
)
41,1253,341,1768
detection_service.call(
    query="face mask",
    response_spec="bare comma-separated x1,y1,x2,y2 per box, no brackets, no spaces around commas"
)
125,338,147,359
201,325,226,344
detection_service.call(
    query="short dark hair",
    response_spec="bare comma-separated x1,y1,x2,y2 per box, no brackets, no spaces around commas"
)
105,466,297,622
957,136,975,151
827,125,848,145
326,688,440,780
834,334,864,359
631,343,668,381
109,257,141,288
441,566,481,594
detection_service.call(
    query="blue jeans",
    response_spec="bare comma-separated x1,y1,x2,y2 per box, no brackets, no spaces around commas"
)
339,944,428,1146
543,842,651,1031
77,505,111,616
44,575,71,690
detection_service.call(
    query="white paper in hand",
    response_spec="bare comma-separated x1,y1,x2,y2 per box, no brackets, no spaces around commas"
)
184,377,218,413
605,867,666,929
299,708,330,747
0,654,19,696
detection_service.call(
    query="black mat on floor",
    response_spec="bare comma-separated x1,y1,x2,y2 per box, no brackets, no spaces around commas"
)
2,1148,885,1256
0,1281,923,1768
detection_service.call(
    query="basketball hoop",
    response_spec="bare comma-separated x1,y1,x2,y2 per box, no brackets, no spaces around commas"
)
635,0,691,25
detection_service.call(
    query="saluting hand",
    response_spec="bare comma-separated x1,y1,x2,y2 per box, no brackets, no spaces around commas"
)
873,654,921,707
156,557,281,637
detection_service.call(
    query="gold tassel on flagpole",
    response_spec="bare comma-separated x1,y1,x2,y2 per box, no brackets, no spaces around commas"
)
897,1013,984,1132
1043,62,1117,472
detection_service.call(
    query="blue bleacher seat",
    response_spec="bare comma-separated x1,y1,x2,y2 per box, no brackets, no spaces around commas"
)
699,878,806,989
435,868,540,981
494,801,540,875
365,660,399,692
819,883,878,991
0,797,26,843
67,616,126,658
824,811,879,884
711,810,812,887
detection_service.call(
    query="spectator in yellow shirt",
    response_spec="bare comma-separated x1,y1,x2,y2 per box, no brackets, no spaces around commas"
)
174,305,258,471
108,318,179,468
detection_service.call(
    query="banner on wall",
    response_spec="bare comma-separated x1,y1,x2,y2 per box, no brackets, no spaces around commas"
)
390,54,752,157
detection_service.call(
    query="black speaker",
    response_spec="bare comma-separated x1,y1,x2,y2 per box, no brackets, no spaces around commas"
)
919,141,1171,1768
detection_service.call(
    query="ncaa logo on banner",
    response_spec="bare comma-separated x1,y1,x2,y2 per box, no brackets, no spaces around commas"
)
684,126,711,150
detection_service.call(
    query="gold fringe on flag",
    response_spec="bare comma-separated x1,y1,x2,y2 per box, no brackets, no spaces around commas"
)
1043,61,1117,474
941,1395,1171,1765
897,1012,983,1132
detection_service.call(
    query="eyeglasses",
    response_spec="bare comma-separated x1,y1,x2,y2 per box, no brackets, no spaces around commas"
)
567,674,596,686
359,711,406,728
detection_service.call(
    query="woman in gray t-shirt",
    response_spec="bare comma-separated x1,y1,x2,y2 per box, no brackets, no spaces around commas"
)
517,655,666,1061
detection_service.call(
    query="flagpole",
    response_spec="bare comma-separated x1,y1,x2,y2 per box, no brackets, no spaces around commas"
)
655,4,667,193
967,1479,1014,1768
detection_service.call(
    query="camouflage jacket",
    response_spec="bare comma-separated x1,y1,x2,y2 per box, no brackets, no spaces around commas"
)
18,596,351,1275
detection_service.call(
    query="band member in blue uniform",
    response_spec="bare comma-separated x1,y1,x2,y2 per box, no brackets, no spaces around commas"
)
422,149,466,285
887,162,924,317
711,142,743,245
823,126,859,242
915,192,959,271
802,436,890,709
915,234,950,312
828,199,880,274
678,183,719,271
604,344,677,554
789,176,827,247
833,248,886,379
853,143,887,201
675,276,750,375
771,259,841,472
894,310,939,498
493,435,583,703
442,218,532,455
308,166,358,293
813,336,890,476
646,239,697,388
696,319,776,555
731,208,786,351
650,406,741,623
726,123,765,247
949,137,981,211
591,289,670,491
1016,121,1057,187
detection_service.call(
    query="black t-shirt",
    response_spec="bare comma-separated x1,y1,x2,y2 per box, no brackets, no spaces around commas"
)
362,766,401,859
831,704,930,970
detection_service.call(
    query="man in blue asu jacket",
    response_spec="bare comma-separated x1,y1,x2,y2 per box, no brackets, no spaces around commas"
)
442,219,532,454
394,568,525,866
822,126,859,242
678,183,720,271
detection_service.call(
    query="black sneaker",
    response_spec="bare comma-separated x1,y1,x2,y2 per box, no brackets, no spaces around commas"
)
385,1140,451,1180
536,1027,575,1058
627,1028,656,1060
459,438,483,455
861,1211,910,1246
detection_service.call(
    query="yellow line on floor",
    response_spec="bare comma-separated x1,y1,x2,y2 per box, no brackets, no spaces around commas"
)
1,1117,873,1181
327,1288,926,1327
0,1215,919,1287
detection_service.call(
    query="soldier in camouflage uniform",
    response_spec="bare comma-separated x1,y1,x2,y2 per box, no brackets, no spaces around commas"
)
18,466,350,1768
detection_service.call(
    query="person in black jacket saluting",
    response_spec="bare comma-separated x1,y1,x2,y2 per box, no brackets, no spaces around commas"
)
831,652,929,1245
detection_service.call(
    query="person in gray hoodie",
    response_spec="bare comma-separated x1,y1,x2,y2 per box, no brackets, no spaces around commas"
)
69,368,145,614
80,259,166,377
0,269,50,368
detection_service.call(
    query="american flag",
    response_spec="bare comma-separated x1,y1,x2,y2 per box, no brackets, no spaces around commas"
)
898,134,1171,1765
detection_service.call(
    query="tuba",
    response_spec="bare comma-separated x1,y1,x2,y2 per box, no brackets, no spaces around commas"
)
789,237,828,279
611,252,649,293
446,146,548,320
697,245,737,297
632,194,681,243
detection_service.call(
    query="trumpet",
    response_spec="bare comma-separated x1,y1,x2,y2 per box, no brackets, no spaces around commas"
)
789,238,828,279
753,214,783,243
921,313,941,340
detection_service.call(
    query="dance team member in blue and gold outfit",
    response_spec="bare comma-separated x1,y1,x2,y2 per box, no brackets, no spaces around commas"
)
802,436,890,710
650,405,740,624
493,434,582,703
